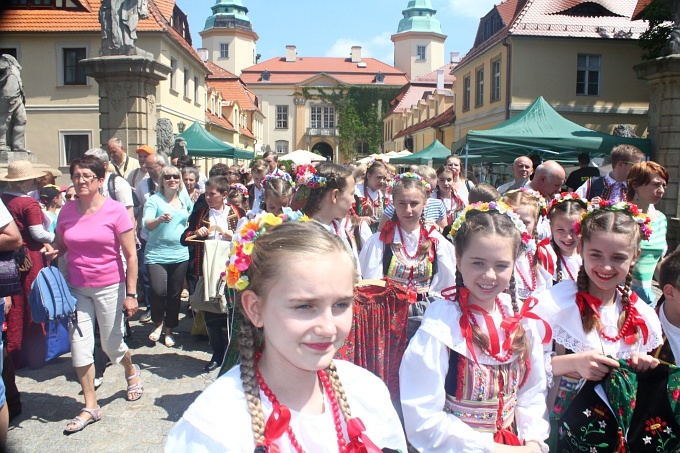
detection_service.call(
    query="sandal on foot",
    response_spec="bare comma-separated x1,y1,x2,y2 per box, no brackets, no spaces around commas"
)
148,325,162,342
164,333,175,348
64,407,101,434
126,364,144,402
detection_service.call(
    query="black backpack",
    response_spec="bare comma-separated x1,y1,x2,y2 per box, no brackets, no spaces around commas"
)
108,174,142,216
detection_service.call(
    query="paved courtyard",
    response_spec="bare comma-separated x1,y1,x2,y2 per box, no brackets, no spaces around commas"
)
7,310,215,452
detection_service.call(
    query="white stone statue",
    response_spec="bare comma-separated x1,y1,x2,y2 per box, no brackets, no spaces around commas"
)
0,54,26,152
99,0,149,56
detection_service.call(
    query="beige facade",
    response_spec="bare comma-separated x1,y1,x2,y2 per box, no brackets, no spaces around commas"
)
392,32,446,80
200,29,257,77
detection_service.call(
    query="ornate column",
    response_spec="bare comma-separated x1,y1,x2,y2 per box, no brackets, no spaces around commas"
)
635,56,680,248
81,56,170,151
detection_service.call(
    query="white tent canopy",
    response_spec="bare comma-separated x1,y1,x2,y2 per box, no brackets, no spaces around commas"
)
356,150,412,165
278,150,327,165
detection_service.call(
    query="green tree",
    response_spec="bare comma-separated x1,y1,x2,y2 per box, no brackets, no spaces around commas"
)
639,0,674,60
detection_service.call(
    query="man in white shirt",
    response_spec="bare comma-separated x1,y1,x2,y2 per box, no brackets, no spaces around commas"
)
262,150,287,177
127,144,153,190
528,160,566,240
107,137,140,179
84,148,134,224
497,156,533,194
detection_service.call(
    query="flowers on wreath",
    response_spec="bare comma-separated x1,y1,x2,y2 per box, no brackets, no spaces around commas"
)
239,165,250,175
262,172,294,186
229,183,249,199
547,191,587,214
387,172,432,194
295,164,326,188
449,201,535,253
573,200,652,241
224,211,310,291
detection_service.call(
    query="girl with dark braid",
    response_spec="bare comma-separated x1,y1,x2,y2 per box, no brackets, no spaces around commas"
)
529,202,663,450
166,218,406,452
400,202,550,452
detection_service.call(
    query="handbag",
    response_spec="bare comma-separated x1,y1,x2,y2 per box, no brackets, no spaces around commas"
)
0,250,21,298
14,245,32,273
190,240,231,314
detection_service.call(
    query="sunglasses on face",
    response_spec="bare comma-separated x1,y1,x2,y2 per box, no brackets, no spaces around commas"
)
163,174,180,181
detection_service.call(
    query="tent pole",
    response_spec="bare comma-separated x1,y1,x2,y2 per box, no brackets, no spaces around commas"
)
464,143,469,179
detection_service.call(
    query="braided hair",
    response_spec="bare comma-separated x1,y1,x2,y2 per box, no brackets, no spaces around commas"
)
549,199,586,282
301,162,352,217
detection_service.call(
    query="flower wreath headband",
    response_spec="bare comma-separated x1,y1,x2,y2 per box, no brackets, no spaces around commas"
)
449,201,535,253
547,191,587,214
262,172,294,187
224,211,310,291
573,200,652,241
387,172,432,194
295,164,326,189
504,186,548,216
229,183,249,199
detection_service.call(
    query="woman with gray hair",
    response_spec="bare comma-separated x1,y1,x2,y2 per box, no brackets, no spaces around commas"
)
142,165,192,347
182,166,202,204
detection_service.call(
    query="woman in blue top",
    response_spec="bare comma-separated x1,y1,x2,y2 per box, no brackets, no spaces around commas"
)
143,165,192,347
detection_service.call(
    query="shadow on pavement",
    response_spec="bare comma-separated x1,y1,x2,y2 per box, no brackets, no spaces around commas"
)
14,357,78,384
155,390,203,422
132,352,206,380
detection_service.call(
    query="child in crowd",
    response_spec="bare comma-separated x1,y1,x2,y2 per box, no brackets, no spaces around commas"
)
227,183,248,210
39,185,62,233
655,249,680,363
433,165,465,226
165,219,407,452
247,160,268,216
503,189,551,300
261,173,293,216
541,192,587,283
298,163,361,273
360,173,456,338
467,182,500,204
400,202,549,452
353,160,389,248
530,201,663,450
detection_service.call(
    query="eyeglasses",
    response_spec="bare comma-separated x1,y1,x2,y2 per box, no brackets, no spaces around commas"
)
72,174,97,182
163,174,180,181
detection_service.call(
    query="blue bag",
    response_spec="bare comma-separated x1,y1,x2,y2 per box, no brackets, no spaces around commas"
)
28,265,77,362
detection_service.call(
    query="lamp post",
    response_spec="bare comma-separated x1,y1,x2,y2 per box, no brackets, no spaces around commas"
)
177,121,186,133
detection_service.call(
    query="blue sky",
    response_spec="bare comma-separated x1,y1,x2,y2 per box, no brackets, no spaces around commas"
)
175,0,499,65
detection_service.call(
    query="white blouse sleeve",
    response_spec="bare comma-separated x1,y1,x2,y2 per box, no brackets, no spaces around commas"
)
399,328,495,453
165,418,235,453
358,233,385,280
514,320,550,449
429,233,457,297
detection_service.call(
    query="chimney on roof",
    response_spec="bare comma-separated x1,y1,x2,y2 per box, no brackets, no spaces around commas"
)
351,46,362,63
436,69,445,91
197,48,209,62
286,45,297,62
450,52,460,64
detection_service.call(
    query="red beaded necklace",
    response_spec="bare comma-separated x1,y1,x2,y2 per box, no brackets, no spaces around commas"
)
559,254,577,281
515,252,537,291
466,299,514,362
397,224,423,261
255,354,347,453
598,292,636,343
363,184,382,209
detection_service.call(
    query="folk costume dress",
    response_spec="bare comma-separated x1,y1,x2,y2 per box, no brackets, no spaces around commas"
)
315,215,361,275
399,290,550,452
535,240,582,284
432,188,465,226
164,360,408,452
530,280,664,450
359,221,456,338
513,250,552,301
353,183,389,248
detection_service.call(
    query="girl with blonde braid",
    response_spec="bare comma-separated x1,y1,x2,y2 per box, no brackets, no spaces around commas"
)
400,202,550,452
165,218,406,452
530,202,663,450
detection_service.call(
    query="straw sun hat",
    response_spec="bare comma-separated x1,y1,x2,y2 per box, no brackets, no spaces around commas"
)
0,160,47,182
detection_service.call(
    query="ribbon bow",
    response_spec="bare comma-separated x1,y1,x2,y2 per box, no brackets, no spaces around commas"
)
258,405,291,453
536,238,555,275
457,287,482,364
423,224,438,263
575,291,603,319
345,418,382,453
379,218,398,244
500,297,553,350
622,293,649,345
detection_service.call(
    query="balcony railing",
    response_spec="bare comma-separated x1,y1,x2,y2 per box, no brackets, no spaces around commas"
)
306,127,339,137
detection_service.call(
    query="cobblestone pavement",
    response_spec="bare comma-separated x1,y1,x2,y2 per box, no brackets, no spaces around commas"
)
7,309,215,453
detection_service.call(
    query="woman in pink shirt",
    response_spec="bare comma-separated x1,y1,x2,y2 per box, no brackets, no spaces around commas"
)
51,155,142,434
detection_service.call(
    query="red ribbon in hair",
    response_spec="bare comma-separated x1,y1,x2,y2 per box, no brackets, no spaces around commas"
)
345,418,382,453
259,405,291,453
536,238,555,275
500,296,553,351
575,292,603,319
379,218,398,244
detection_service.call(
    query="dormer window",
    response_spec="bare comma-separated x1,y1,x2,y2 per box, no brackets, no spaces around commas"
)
375,72,385,84
262,70,271,82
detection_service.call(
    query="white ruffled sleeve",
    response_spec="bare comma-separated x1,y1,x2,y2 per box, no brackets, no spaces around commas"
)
165,418,232,453
358,232,384,280
429,231,457,297
399,326,495,453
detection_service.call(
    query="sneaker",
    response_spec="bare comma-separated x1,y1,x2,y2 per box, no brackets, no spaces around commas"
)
94,377,104,389
139,310,152,323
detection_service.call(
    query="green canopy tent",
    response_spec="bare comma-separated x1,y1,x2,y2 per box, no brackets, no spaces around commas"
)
453,96,651,164
177,121,254,160
390,139,452,166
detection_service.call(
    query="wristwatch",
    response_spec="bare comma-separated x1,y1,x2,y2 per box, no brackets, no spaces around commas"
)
126,293,138,299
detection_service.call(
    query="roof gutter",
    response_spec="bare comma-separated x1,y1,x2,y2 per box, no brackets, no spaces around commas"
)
502,36,512,120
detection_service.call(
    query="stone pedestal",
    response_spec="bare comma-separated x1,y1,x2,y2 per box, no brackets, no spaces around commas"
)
81,56,170,151
635,56,680,250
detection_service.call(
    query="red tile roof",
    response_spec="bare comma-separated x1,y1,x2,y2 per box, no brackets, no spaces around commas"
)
393,106,455,140
240,56,408,86
631,0,653,20
206,111,235,133
205,61,261,113
205,61,239,79
0,0,207,71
